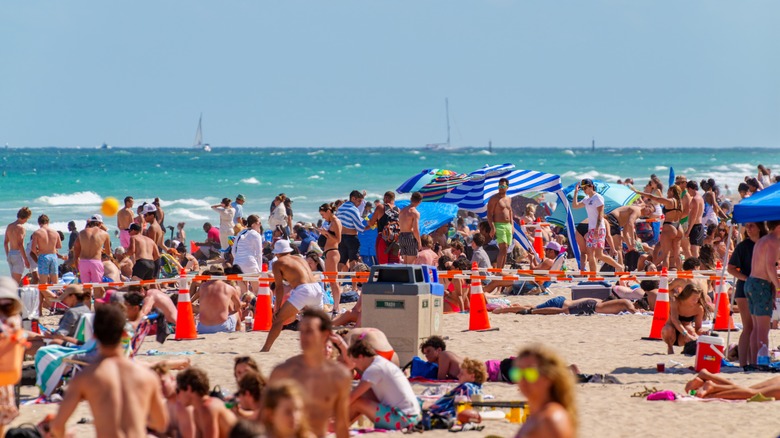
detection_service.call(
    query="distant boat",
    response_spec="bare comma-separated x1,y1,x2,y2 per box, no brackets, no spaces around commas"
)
100,142,112,150
193,113,211,152
425,98,452,150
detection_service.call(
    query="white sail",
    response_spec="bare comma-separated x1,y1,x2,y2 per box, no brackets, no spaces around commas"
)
193,113,203,147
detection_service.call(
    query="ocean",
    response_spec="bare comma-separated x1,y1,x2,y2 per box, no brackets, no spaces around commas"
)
0,146,776,276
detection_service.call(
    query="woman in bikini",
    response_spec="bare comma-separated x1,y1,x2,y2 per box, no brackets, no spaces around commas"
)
318,203,342,314
634,185,684,270
661,283,710,354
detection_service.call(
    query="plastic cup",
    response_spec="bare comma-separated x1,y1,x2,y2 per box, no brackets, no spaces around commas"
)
657,362,665,372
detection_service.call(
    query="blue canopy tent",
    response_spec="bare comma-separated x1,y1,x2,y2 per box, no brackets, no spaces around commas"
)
733,182,780,223
437,164,581,265
359,200,459,265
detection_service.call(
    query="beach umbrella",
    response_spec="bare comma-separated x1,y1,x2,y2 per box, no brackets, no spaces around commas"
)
396,168,470,201
546,180,641,228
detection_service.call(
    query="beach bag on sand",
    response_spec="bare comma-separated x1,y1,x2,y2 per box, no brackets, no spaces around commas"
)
406,356,438,379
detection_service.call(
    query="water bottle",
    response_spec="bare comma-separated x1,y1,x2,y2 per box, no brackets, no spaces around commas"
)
758,343,770,366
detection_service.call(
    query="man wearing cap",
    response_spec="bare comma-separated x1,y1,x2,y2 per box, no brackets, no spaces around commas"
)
126,223,161,280
261,240,324,352
142,203,167,251
232,194,246,225
117,196,135,249
487,177,514,270
73,214,112,285
192,265,243,334
572,179,623,272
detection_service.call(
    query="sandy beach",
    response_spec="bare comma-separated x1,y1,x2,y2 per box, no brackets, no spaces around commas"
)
11,281,780,438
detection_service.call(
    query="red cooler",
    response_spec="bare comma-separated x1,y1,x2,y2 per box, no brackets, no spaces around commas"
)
695,335,725,373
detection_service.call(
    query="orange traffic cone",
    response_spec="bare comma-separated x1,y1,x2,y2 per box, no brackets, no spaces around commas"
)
469,263,492,331
174,269,198,340
533,218,544,259
190,241,200,254
713,261,736,331
646,267,669,340
253,264,273,331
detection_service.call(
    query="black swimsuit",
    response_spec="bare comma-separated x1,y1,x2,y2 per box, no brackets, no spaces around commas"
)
662,201,682,229
675,314,696,343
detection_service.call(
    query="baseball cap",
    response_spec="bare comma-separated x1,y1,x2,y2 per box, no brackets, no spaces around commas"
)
236,194,246,201
272,239,293,255
544,241,562,253
95,289,126,305
142,204,157,215
580,178,594,187
126,223,142,232
89,214,103,223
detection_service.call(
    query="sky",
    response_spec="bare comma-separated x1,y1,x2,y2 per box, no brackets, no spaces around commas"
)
1,1,778,149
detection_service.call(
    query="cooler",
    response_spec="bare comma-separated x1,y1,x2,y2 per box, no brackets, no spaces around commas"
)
361,264,443,365
695,335,725,373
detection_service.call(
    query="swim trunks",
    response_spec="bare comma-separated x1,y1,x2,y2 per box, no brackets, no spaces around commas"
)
197,313,237,334
586,228,606,249
119,229,131,249
37,253,58,276
688,223,705,247
287,283,324,310
373,403,421,430
494,222,513,245
398,232,418,257
6,250,25,275
606,213,621,236
536,296,566,309
745,277,774,317
338,235,361,264
132,259,156,280
568,299,598,315
78,259,105,284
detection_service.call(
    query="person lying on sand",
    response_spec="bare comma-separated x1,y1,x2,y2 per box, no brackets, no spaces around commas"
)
686,369,780,401
493,295,639,316
420,336,463,380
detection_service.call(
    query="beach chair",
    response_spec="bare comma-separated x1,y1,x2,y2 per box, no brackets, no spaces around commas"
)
512,253,566,295
34,313,96,396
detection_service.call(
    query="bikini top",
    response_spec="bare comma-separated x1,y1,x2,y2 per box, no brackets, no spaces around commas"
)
678,314,696,323
662,199,682,215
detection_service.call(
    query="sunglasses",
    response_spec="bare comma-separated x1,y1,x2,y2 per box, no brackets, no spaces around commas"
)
509,366,540,384
498,184,509,189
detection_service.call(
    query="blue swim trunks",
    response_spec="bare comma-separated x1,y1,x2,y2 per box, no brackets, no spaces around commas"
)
37,253,58,276
536,296,566,309
745,277,774,317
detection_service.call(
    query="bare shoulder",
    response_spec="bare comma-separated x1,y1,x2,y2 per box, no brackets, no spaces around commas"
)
323,360,351,381
271,356,302,378
538,403,574,437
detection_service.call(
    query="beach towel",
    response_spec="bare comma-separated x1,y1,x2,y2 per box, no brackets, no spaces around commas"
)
35,314,97,396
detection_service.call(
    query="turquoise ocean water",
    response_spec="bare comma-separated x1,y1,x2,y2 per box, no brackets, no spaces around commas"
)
0,146,777,276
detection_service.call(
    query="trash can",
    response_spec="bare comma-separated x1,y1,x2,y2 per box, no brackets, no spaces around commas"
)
361,264,443,365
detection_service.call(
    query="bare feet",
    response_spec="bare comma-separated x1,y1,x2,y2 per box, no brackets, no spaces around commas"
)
697,380,715,398
685,377,704,393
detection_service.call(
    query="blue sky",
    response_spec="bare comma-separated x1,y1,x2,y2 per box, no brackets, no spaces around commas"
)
1,1,778,148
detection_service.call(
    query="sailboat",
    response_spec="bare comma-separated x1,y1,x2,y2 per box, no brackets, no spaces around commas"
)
425,98,451,150
194,114,212,152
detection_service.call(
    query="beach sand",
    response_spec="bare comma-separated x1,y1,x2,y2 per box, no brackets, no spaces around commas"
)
11,284,780,437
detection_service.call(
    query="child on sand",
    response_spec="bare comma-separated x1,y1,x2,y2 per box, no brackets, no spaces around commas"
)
429,358,486,417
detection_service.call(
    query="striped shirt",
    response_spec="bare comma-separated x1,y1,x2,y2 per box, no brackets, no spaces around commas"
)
336,201,366,232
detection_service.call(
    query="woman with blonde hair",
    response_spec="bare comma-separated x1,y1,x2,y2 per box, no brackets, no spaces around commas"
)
260,379,314,438
513,344,576,438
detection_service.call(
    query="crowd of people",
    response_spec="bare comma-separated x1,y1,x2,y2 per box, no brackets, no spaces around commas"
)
0,163,777,436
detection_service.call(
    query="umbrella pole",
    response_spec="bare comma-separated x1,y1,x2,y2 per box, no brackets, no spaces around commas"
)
723,221,736,355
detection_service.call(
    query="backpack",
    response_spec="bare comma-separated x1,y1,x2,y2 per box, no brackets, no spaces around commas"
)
381,205,401,244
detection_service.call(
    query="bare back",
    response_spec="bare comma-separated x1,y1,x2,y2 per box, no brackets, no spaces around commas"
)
78,227,110,260
274,255,317,289
398,205,420,233
145,221,165,248
129,234,159,261
4,221,25,252
32,226,62,255
270,355,351,438
751,233,780,286
197,280,240,326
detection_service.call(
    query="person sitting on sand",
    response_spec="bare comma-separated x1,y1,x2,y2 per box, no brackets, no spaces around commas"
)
46,304,168,438
494,295,639,316
513,344,576,438
192,265,244,334
347,338,422,430
331,327,400,367
176,367,237,438
437,256,469,313
686,369,780,401
259,379,316,438
662,283,710,354
151,363,196,438
235,371,265,420
420,336,463,380
193,223,222,262
428,358,486,418
484,241,563,296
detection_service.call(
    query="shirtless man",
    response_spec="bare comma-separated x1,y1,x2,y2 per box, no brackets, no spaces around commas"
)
143,203,166,250
73,215,112,285
118,196,135,249
176,367,236,438
114,247,133,279
398,192,422,264
46,304,168,438
31,214,62,286
493,296,639,316
606,205,643,250
744,220,780,364
4,206,31,284
487,177,514,269
193,266,243,334
126,223,161,280
269,309,351,438
261,240,324,351
420,336,463,380
102,253,122,282
684,180,705,257
151,363,195,438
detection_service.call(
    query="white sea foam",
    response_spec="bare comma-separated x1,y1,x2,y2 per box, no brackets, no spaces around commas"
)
307,150,325,156
654,165,668,171
241,177,261,185
308,175,322,180
290,196,307,201
561,170,622,182
562,150,575,157
165,198,212,208
36,191,102,206
167,208,210,220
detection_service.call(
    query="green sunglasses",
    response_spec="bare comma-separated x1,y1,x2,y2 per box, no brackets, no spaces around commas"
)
498,184,509,189
509,366,540,384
